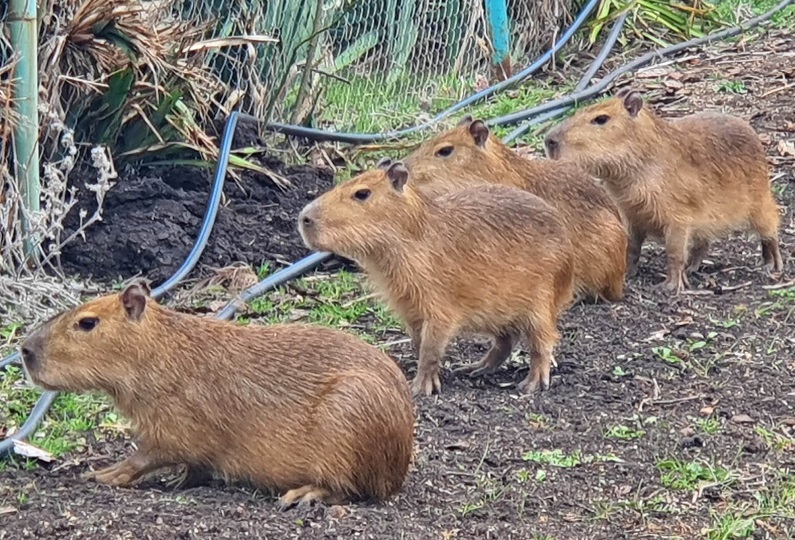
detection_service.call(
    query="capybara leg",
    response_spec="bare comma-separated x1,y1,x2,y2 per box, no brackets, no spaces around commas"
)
518,316,558,394
686,237,711,273
454,331,517,378
410,321,453,397
601,271,625,303
83,450,167,487
660,225,690,293
626,226,647,279
278,485,347,511
166,464,214,490
406,320,424,351
751,200,784,272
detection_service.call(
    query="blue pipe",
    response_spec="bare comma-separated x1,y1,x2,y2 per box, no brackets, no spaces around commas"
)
255,0,601,145
485,0,511,69
502,11,629,144
0,112,241,459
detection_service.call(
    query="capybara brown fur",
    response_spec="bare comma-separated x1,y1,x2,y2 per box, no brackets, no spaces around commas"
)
544,87,784,293
298,161,575,397
19,282,415,508
384,116,628,303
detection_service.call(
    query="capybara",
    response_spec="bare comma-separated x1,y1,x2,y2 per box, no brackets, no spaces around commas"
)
381,116,628,303
19,282,415,508
298,161,575,397
544,87,784,293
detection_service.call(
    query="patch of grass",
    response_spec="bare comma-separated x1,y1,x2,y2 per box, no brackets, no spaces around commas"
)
523,448,622,468
606,424,646,441
714,0,795,28
657,458,734,491
714,79,748,94
695,416,722,435
755,425,794,452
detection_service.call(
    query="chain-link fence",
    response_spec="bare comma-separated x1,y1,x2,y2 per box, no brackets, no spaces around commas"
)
173,0,575,133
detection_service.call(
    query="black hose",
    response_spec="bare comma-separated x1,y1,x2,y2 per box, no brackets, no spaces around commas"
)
503,11,629,144
0,112,241,459
489,0,793,128
239,0,602,144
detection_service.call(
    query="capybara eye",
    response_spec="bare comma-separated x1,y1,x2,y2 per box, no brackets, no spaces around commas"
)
591,115,610,126
353,189,371,202
435,145,454,158
77,317,99,332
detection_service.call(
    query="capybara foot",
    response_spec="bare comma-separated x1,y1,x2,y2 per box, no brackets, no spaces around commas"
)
657,273,687,294
278,485,345,511
166,464,214,490
410,370,441,396
83,452,165,487
517,372,550,394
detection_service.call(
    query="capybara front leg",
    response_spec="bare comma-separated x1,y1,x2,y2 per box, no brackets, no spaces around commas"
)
660,225,690,293
83,449,168,488
518,315,558,394
626,226,647,279
454,331,516,378
278,485,347,511
410,321,453,397
686,236,711,273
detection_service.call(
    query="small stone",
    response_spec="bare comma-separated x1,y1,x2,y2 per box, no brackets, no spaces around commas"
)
742,438,766,454
680,427,696,437
781,417,795,427
700,406,714,417
328,505,347,519
732,414,754,424
680,435,704,449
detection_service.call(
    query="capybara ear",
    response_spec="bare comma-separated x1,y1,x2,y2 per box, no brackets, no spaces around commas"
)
121,281,150,321
457,114,474,126
469,119,490,147
386,161,410,192
376,156,393,170
622,91,644,118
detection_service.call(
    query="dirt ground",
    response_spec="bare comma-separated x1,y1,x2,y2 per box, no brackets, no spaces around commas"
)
2,31,795,540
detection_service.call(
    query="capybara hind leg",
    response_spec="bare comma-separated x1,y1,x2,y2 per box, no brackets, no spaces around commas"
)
83,450,167,487
659,225,690,293
601,271,625,303
454,331,517,378
686,237,711,273
518,317,558,394
278,485,346,511
626,226,647,279
410,321,453,397
751,203,784,272
406,320,424,352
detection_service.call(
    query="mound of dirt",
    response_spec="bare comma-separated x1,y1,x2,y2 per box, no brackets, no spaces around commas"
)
59,157,335,285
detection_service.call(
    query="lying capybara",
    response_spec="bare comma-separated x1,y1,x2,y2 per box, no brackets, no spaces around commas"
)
298,161,575,397
544,87,784,293
379,116,628,303
19,282,415,508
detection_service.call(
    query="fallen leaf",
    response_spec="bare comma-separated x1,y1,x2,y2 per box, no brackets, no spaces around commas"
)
13,440,55,462
664,79,684,91
669,72,683,80
0,506,18,516
777,140,795,157
700,406,714,417
731,414,754,425
780,417,795,426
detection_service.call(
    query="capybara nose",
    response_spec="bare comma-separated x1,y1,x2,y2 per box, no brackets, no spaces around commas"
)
299,204,318,229
300,212,314,229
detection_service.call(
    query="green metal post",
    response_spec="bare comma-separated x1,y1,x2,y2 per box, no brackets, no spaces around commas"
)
8,0,40,259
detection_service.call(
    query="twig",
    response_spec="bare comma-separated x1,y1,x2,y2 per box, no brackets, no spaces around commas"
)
762,280,795,290
717,281,753,293
760,81,795,98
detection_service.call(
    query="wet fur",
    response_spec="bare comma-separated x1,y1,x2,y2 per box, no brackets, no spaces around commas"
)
298,166,575,397
399,118,628,303
545,88,784,292
20,288,415,507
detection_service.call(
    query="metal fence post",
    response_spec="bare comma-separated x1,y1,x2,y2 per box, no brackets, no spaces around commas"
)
8,0,41,259
485,0,512,79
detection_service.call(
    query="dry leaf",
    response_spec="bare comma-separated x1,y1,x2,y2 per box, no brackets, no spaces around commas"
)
777,140,795,157
664,79,684,91
13,440,55,462
637,67,672,79
700,406,714,417
731,414,754,425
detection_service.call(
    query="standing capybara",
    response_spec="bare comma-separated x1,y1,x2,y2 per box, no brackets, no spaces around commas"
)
298,161,575,397
544,87,784,293
378,116,628,303
19,281,415,508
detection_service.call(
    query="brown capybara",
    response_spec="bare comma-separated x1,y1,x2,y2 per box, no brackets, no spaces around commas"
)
19,282,415,508
544,87,784,293
380,116,628,303
297,161,575,397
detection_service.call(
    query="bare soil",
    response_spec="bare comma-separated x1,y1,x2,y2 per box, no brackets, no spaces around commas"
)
2,30,795,540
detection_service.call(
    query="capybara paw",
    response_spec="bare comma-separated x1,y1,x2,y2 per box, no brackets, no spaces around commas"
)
452,360,496,378
278,485,337,511
83,463,134,487
658,275,686,294
410,372,441,397
518,373,549,394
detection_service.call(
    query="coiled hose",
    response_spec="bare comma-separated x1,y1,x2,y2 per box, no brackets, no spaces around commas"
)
0,113,240,458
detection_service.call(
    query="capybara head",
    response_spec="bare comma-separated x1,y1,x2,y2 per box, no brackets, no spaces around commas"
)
544,88,652,169
399,116,518,190
298,161,420,260
20,282,153,392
